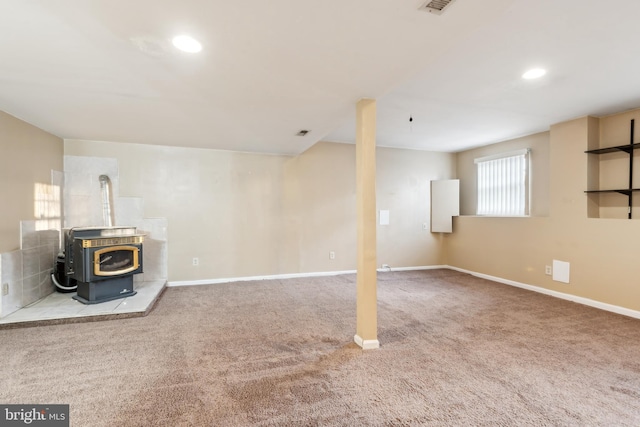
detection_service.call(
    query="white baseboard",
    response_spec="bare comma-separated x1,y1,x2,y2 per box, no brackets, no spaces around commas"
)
354,334,380,350
447,265,640,320
168,265,443,287
168,269,358,287
378,265,447,272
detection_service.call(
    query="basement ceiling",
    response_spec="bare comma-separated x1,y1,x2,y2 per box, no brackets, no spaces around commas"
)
1,0,640,155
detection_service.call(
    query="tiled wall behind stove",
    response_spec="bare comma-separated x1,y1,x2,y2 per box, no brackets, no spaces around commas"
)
0,224,59,318
64,156,121,227
133,218,168,283
64,155,168,282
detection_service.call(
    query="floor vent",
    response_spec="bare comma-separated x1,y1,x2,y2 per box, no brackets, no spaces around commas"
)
419,0,456,15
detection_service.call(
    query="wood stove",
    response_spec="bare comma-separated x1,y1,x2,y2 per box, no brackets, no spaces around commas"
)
64,226,144,304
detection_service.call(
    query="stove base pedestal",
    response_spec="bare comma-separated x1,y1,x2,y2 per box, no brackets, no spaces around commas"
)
73,275,137,305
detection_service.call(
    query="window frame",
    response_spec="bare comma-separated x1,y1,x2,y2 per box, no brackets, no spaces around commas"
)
474,148,531,217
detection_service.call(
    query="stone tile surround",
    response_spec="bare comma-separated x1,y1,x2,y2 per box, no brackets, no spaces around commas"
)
0,225,59,319
0,155,168,323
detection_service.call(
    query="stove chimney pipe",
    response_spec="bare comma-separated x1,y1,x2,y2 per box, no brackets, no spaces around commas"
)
99,175,115,227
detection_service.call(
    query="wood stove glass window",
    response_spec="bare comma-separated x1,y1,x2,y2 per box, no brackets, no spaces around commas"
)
93,245,140,276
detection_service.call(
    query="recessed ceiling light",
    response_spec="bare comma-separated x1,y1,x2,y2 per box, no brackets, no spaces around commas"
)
522,68,547,80
172,35,202,53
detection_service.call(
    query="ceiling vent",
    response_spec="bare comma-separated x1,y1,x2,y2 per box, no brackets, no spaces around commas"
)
419,0,456,15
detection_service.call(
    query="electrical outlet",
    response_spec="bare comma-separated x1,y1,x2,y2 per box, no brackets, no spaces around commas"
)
545,265,552,275
2,283,8,296
192,257,199,266
329,251,335,260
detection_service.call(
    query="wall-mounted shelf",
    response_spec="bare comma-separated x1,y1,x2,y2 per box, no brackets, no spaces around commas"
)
585,142,640,155
585,119,636,219
584,189,640,195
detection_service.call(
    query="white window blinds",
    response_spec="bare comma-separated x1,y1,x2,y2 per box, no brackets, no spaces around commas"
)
475,149,530,216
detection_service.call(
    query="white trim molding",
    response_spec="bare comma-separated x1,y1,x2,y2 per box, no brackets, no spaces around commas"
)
378,265,447,272
168,269,358,287
169,265,444,287
448,266,640,320
354,334,380,350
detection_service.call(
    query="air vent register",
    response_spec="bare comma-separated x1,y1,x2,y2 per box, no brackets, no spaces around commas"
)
419,0,456,15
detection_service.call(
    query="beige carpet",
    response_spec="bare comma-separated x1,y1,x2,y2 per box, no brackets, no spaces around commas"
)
1,269,640,426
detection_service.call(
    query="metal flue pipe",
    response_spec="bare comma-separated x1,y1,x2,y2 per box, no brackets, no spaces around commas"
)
99,175,115,227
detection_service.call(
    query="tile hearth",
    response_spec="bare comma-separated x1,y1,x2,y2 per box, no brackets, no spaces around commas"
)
0,280,165,328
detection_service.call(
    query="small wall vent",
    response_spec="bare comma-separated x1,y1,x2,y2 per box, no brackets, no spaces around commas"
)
419,0,456,15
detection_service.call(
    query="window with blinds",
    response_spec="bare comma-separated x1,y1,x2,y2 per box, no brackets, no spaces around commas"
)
475,149,530,216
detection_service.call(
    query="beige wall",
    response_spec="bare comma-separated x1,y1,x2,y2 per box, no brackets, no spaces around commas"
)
284,142,356,273
445,112,640,312
65,140,456,281
376,146,455,267
64,140,292,281
457,131,550,216
286,142,456,272
0,111,63,252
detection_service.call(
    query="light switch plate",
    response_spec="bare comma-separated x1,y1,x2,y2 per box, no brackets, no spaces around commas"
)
379,210,390,225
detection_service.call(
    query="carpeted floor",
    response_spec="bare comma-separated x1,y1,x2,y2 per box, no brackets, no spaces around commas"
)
1,269,640,426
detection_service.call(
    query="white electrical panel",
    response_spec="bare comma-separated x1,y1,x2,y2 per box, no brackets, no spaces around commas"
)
552,260,570,284
431,179,460,233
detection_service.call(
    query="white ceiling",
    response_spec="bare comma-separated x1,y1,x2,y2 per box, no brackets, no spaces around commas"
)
2,0,640,155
